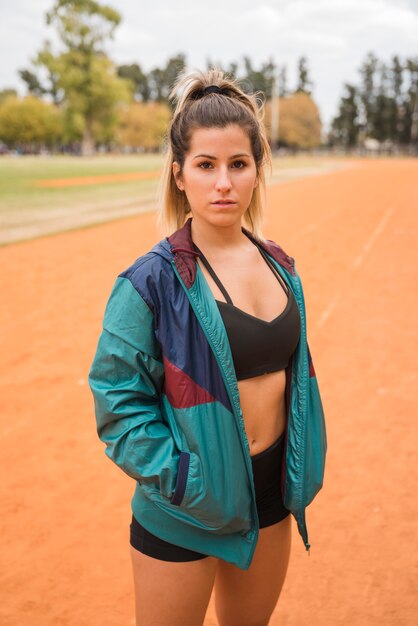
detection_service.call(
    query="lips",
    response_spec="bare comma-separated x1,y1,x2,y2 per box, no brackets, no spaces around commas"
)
212,199,236,205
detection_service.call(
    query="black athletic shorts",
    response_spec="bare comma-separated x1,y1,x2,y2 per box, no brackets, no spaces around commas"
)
130,431,290,562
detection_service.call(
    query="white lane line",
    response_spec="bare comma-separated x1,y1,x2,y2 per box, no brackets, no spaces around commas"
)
313,206,394,333
316,294,340,329
293,222,318,241
353,207,394,270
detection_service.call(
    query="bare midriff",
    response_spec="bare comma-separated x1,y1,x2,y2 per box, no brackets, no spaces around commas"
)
238,369,287,457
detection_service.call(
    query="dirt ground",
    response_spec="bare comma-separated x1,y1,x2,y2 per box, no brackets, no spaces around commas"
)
0,158,417,625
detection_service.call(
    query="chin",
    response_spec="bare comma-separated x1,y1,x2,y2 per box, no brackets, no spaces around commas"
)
209,208,245,225
209,214,242,228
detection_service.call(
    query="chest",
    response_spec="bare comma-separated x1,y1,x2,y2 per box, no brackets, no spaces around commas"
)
197,251,290,322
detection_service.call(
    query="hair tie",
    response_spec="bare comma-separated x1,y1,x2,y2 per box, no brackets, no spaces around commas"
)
203,85,224,96
190,85,227,100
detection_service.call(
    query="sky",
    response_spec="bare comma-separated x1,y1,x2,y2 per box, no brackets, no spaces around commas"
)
0,0,417,132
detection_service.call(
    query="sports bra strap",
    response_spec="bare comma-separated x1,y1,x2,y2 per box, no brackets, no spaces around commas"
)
253,242,289,295
192,243,233,304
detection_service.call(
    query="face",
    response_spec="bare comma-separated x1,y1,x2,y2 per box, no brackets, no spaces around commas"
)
172,124,258,230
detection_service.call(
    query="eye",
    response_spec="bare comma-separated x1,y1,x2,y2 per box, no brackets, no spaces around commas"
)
198,161,213,169
232,160,246,169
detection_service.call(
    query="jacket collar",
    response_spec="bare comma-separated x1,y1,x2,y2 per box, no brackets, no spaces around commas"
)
167,217,295,288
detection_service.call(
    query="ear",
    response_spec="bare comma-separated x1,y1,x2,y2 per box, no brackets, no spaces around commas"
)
253,174,259,189
172,161,184,191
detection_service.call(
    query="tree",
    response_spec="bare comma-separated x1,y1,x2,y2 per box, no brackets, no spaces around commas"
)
373,61,395,142
0,96,63,151
278,65,288,98
295,56,313,96
328,52,418,149
330,84,360,148
116,101,171,151
117,63,151,102
241,56,276,99
390,55,405,143
21,1,131,154
64,51,132,146
266,92,322,149
33,40,63,104
18,70,46,98
405,57,418,149
148,54,187,102
358,51,379,137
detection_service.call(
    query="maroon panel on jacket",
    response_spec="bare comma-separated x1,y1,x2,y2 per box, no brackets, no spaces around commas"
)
163,356,216,408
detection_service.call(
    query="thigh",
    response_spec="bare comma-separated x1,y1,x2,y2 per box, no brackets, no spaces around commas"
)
130,545,218,626
214,514,292,626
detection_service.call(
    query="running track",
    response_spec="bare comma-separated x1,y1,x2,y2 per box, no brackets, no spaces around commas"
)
0,158,416,625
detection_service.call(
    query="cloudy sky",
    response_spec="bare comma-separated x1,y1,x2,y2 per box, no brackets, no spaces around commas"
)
1,0,417,130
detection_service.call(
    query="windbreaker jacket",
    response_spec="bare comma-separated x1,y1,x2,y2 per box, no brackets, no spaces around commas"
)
88,217,327,570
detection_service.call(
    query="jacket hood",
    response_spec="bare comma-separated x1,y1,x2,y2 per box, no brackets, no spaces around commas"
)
155,217,296,289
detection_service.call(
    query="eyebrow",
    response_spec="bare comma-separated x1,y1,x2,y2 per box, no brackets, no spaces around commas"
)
192,153,251,160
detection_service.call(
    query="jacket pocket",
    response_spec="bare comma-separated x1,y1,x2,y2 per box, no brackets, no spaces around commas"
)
142,448,251,535
170,451,191,506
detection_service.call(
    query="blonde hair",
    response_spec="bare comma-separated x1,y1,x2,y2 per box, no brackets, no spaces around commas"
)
157,68,271,241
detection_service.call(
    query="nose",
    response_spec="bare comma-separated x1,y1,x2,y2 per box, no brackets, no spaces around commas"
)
215,166,232,192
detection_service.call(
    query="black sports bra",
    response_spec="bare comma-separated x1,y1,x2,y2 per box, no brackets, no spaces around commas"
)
193,239,301,380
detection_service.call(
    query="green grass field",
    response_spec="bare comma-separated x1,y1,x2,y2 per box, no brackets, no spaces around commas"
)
0,153,347,246
0,154,163,211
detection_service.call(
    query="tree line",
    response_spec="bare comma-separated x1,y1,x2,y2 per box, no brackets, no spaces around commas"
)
0,0,416,155
330,52,418,150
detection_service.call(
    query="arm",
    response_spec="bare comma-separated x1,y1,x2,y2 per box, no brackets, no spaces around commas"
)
88,275,180,500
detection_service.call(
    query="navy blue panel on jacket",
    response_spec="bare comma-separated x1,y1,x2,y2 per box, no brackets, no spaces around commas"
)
120,252,232,412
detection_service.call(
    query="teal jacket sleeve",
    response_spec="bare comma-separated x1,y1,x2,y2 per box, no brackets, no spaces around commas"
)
88,275,179,499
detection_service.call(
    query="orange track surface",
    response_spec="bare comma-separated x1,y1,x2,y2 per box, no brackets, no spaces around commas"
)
1,158,417,625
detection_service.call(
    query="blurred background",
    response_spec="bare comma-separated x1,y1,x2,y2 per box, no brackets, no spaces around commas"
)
1,0,418,157
0,0,418,244
1,0,417,246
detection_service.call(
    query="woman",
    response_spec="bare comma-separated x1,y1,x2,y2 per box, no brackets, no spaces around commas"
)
89,68,326,626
